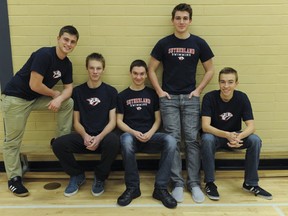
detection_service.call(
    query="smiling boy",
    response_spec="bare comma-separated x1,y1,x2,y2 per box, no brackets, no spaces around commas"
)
201,67,273,201
2,25,79,197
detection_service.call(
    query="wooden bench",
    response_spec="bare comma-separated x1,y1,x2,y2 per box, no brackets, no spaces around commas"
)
0,142,287,162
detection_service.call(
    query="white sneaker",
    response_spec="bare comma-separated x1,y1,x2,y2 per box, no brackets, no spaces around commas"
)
191,186,205,203
171,186,184,203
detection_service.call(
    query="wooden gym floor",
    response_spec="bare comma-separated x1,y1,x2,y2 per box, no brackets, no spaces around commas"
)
0,170,287,216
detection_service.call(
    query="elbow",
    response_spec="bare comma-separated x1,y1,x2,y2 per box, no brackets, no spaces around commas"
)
111,120,117,129
29,81,38,92
202,125,209,133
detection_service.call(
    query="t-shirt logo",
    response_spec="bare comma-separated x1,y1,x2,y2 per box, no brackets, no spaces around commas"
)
87,97,101,106
126,98,151,110
220,112,233,121
168,47,195,61
53,70,62,79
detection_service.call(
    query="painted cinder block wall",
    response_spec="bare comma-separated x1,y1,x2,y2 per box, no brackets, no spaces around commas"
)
1,0,288,151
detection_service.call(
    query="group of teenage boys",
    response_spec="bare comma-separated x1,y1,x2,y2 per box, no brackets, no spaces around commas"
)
1,3,272,209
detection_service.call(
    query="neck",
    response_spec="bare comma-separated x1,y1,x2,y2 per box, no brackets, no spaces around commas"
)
129,83,145,91
174,32,190,39
87,80,102,88
220,93,233,102
56,47,66,60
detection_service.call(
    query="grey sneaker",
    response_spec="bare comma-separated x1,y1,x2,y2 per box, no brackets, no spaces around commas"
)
91,177,104,196
171,186,184,203
64,173,85,197
191,186,205,203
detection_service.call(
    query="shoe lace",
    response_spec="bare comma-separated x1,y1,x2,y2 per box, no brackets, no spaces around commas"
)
94,179,104,188
159,189,170,196
124,188,136,196
206,183,217,191
10,180,22,189
68,176,78,187
249,186,262,195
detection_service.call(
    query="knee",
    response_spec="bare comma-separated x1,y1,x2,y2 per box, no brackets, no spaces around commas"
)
246,134,262,150
120,133,135,153
102,133,120,152
200,133,216,151
52,137,65,154
164,135,177,151
61,98,73,110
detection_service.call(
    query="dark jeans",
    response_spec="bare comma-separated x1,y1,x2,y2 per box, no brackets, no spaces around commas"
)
120,132,177,189
52,132,120,181
201,133,261,186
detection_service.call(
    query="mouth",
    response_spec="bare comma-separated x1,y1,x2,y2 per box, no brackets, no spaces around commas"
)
63,45,72,52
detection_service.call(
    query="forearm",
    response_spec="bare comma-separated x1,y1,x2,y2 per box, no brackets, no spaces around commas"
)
238,125,255,140
57,85,73,102
148,71,163,95
98,120,116,140
195,70,214,94
202,124,231,140
147,118,160,135
30,82,58,98
74,122,88,138
117,120,135,135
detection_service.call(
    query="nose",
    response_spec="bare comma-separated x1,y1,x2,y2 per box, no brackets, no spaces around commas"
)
66,40,72,46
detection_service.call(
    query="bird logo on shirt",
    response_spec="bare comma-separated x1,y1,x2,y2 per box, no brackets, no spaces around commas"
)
53,70,62,79
220,112,233,121
87,97,101,106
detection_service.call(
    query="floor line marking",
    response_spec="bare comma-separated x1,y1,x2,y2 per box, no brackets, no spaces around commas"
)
273,205,286,216
0,202,287,209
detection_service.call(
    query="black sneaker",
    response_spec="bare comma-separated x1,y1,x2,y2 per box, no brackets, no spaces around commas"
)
205,182,220,200
8,176,29,197
152,188,177,209
242,183,273,200
117,188,141,206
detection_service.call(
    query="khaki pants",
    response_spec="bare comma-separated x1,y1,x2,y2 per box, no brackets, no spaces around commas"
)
1,95,73,179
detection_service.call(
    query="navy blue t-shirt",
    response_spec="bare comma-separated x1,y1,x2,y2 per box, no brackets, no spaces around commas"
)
73,82,117,136
150,34,214,95
201,90,254,132
3,47,73,100
117,87,159,133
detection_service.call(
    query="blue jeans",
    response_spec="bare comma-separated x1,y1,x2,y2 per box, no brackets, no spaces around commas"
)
160,94,201,188
120,132,177,189
201,133,261,186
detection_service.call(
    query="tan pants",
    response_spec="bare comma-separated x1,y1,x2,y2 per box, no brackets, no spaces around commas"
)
1,95,73,179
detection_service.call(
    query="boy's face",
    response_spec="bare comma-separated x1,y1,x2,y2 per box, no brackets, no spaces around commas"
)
87,60,104,83
219,73,238,100
57,32,78,55
172,11,192,34
130,66,147,87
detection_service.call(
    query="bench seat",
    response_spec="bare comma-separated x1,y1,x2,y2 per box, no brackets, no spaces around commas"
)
0,143,287,162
